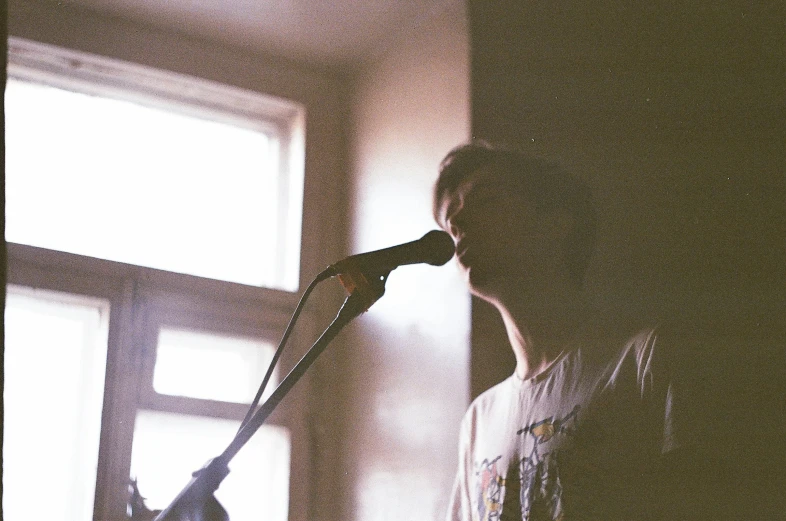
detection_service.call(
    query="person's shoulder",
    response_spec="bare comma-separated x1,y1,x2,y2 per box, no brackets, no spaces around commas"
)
463,375,516,422
588,322,681,396
621,324,679,368
623,326,659,357
580,301,685,363
577,317,675,376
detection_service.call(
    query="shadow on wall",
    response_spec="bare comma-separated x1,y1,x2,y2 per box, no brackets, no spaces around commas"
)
642,168,786,518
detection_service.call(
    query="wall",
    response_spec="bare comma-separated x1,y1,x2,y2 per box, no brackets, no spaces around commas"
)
468,1,785,516
339,2,471,520
7,2,350,520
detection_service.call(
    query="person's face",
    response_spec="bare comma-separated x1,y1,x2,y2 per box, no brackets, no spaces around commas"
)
437,163,562,299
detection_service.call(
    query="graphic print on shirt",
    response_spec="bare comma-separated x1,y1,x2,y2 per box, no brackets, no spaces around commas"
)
475,455,505,521
515,405,580,521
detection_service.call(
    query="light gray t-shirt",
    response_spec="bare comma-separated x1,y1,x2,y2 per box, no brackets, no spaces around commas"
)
447,328,678,521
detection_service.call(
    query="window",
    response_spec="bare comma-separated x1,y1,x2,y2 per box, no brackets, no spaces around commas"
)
3,287,110,521
4,38,312,521
6,37,305,292
130,412,290,521
152,327,277,404
129,316,291,521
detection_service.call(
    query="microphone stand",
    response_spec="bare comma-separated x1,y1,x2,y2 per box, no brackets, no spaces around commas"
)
153,270,389,521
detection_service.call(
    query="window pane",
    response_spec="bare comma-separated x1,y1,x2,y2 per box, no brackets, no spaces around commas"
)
130,410,290,521
3,286,109,521
154,327,277,404
5,78,290,288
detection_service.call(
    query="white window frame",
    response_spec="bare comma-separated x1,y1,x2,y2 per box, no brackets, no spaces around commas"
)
5,38,317,521
7,36,307,292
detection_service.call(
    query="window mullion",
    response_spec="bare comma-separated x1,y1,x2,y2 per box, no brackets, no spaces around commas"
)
92,279,145,521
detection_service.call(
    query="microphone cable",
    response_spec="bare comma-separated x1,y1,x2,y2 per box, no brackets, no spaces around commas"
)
237,266,334,432
236,229,453,432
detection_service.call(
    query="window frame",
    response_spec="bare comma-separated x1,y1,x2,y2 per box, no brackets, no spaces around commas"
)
134,283,291,424
6,36,307,292
7,243,308,521
5,37,318,521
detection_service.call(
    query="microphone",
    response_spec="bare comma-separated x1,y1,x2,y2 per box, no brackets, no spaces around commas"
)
327,230,455,276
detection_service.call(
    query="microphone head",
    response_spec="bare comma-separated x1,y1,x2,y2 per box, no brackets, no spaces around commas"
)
419,230,456,266
328,229,456,277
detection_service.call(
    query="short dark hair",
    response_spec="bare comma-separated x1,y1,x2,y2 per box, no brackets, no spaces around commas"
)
433,141,597,288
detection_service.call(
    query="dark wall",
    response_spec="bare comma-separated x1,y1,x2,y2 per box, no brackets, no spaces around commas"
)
468,1,785,517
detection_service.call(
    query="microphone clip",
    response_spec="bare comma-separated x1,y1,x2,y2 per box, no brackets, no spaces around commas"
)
336,267,389,313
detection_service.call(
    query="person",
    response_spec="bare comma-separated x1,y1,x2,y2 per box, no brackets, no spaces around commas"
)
435,142,679,521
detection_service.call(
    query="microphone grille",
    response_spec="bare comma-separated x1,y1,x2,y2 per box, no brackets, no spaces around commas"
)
421,230,456,266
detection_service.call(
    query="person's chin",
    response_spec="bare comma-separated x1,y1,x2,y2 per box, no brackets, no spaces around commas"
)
466,267,502,299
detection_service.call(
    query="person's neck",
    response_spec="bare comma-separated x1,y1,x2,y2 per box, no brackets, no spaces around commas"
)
490,278,589,381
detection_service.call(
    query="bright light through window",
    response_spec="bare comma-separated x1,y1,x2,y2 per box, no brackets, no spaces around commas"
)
5,39,303,521
4,78,282,287
3,286,109,521
154,327,278,403
130,411,290,521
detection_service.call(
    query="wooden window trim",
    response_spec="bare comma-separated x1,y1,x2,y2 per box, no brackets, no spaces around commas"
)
7,243,307,521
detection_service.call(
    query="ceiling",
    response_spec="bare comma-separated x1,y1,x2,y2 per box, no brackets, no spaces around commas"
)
60,0,457,73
